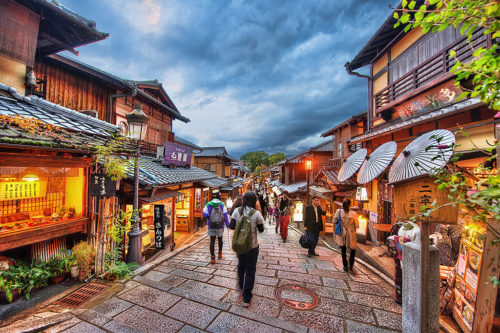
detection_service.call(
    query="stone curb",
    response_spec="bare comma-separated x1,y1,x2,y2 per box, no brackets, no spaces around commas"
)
289,226,395,288
129,233,209,278
0,312,73,333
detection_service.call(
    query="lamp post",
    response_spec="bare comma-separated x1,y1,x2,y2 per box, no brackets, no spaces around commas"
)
125,105,149,265
305,158,312,205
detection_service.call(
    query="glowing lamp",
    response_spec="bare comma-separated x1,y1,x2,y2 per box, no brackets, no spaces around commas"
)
22,174,39,182
226,198,233,209
305,158,312,171
355,187,368,203
126,105,150,141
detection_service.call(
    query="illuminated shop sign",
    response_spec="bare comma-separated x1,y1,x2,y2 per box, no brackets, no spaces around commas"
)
164,142,192,167
0,181,44,200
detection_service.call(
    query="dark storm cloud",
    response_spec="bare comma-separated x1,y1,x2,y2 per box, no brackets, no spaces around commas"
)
62,0,399,157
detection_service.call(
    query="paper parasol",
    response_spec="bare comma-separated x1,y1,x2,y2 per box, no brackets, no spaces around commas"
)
338,148,367,182
388,129,455,184
357,141,397,184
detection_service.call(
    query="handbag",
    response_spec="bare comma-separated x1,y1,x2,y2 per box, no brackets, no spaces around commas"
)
299,232,310,248
334,209,342,236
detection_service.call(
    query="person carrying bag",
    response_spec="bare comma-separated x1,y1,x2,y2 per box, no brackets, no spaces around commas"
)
334,198,358,273
229,191,264,307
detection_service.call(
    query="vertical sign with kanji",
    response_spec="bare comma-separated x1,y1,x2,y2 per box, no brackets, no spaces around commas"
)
154,204,165,249
90,173,116,197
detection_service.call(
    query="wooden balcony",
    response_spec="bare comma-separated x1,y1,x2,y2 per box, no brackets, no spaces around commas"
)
375,29,489,113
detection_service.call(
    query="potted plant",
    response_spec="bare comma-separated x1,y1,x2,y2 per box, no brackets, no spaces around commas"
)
0,275,21,304
46,256,68,283
104,261,138,281
72,241,94,280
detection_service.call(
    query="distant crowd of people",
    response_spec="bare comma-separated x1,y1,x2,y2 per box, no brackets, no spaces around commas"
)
202,188,360,307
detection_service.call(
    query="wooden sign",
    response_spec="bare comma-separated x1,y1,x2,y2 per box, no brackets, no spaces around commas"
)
90,173,116,197
154,204,165,249
395,80,463,121
393,176,458,223
0,181,44,200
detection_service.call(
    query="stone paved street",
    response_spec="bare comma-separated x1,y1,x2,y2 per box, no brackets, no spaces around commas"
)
32,225,401,333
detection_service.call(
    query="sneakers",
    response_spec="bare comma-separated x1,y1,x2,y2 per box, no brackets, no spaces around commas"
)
282,239,287,243
243,299,252,307
218,251,223,259
210,256,215,264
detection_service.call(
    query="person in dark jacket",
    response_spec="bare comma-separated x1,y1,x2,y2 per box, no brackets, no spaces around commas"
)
303,196,325,257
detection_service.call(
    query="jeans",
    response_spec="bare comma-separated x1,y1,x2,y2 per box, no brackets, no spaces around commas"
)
341,245,356,269
307,232,319,255
279,215,289,240
237,246,259,303
210,236,223,257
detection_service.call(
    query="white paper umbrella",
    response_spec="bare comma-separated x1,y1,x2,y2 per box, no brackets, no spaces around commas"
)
388,129,455,184
338,148,367,182
357,141,397,184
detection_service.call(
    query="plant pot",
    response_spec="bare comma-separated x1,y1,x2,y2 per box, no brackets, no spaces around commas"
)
50,274,65,284
78,270,87,281
70,265,79,279
0,288,20,304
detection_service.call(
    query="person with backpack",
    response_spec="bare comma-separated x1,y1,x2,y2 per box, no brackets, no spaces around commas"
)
229,191,264,307
203,190,230,264
333,198,358,273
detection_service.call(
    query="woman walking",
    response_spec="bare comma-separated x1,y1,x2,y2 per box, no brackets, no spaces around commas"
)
229,191,265,307
334,198,358,273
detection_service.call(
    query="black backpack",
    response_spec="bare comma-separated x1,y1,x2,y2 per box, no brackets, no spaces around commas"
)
209,205,224,228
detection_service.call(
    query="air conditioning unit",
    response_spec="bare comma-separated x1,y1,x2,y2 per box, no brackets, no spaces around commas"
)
156,146,165,159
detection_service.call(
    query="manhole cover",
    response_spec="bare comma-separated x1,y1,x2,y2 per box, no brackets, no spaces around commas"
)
53,282,109,308
275,285,318,310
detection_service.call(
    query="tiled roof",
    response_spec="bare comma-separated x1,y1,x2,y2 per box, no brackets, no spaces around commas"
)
348,98,482,144
0,83,133,152
279,141,333,165
279,181,307,194
195,147,239,161
175,136,201,150
124,156,217,186
200,177,229,188
322,169,357,186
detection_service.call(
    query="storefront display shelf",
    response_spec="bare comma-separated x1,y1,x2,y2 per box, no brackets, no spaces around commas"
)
0,218,88,252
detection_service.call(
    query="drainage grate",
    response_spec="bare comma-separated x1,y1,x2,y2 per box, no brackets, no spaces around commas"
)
53,283,109,308
275,285,319,310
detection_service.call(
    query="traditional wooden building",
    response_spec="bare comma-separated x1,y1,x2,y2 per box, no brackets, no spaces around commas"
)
194,147,238,178
0,0,110,256
32,54,190,155
345,2,498,331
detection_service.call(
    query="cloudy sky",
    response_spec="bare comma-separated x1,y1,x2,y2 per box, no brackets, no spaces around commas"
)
61,0,398,157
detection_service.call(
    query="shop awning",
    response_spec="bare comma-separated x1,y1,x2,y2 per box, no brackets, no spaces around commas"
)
140,190,182,203
333,189,356,198
309,185,334,200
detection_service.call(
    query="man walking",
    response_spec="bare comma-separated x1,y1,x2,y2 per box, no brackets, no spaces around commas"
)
203,190,230,264
303,196,325,257
278,191,292,243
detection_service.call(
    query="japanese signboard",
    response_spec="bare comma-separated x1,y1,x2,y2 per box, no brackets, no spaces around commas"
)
381,180,392,202
0,181,44,201
154,204,165,249
395,80,463,121
393,177,458,224
90,173,116,197
163,141,192,167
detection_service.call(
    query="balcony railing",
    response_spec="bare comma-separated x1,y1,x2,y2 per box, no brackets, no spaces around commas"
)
374,29,489,112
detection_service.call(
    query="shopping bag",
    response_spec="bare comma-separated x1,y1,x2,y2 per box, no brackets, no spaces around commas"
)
299,233,310,248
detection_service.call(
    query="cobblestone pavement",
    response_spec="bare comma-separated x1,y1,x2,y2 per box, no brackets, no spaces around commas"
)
27,226,402,333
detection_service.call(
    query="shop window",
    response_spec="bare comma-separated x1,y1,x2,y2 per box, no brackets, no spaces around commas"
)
0,166,86,234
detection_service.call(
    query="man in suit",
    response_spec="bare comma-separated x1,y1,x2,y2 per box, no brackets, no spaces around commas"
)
303,196,325,257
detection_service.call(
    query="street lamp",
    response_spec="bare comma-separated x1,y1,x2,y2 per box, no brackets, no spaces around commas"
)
125,104,149,265
305,158,312,205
